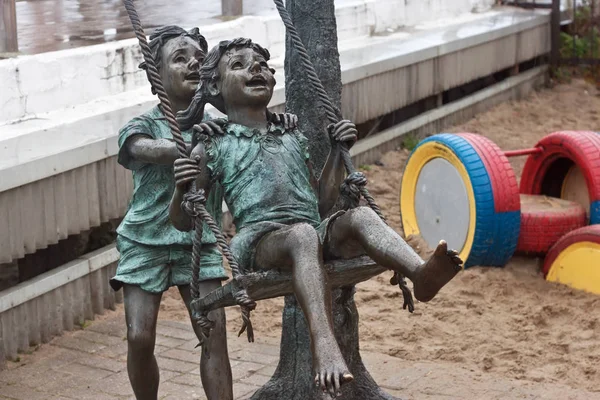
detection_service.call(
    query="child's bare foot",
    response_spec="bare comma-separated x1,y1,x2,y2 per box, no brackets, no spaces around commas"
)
312,342,354,397
413,240,463,302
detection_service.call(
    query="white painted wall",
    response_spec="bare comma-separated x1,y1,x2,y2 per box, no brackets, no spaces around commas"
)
0,0,496,125
368,0,494,32
244,0,496,17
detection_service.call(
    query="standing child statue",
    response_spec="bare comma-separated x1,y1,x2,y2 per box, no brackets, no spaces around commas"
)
109,25,232,400
110,26,296,400
169,38,463,398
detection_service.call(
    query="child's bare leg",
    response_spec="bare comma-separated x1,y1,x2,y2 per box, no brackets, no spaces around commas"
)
327,207,462,302
179,282,233,400
255,223,353,396
123,284,162,400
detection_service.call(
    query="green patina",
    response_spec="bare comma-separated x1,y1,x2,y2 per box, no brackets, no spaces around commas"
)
205,121,318,230
111,105,228,293
201,121,339,272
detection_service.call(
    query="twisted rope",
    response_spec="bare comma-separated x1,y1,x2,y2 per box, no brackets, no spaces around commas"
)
122,0,187,158
182,191,256,343
273,0,385,221
122,0,256,342
181,191,206,300
344,171,367,186
273,0,413,311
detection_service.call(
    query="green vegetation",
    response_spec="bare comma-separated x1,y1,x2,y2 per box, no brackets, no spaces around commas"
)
555,1,600,83
78,319,92,329
401,134,420,151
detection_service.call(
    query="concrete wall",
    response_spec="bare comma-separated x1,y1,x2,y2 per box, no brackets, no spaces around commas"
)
0,0,495,125
244,0,496,15
0,9,551,264
0,245,122,364
0,63,548,366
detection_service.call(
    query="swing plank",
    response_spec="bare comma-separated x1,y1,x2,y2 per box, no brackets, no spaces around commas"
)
191,256,387,313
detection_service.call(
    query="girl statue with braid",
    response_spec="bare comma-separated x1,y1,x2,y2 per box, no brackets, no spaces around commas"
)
169,38,463,398
110,27,297,400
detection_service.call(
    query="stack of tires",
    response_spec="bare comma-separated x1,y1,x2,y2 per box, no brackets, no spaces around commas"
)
400,131,600,295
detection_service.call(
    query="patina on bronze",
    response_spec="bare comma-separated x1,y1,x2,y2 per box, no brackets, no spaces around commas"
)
112,18,299,399
170,38,463,398
110,25,234,400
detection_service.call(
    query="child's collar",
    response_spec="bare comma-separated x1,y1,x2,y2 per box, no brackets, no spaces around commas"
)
225,121,287,138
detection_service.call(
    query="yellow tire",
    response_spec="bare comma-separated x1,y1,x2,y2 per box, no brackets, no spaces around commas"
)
544,225,600,295
400,134,520,268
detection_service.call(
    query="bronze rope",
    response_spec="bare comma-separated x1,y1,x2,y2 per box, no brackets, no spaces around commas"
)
273,0,414,312
122,0,256,342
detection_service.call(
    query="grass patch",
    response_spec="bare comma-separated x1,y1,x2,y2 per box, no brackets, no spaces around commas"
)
402,134,420,151
78,319,92,329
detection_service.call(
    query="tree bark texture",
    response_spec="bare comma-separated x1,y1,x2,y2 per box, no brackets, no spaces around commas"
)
251,0,399,398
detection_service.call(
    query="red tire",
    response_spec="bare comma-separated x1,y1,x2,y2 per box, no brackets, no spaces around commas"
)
401,133,521,268
456,133,520,213
519,131,600,224
543,225,600,295
517,194,587,255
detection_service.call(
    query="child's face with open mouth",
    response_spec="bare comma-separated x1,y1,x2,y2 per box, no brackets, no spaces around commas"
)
160,36,205,101
216,47,276,109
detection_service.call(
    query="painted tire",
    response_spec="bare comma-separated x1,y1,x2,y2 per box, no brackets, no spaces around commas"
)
543,225,600,295
519,131,600,224
400,133,520,268
517,194,587,255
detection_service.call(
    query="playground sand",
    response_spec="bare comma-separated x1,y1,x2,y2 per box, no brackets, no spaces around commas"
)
160,79,600,392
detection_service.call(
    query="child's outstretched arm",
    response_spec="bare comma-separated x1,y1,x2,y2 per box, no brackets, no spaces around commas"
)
124,119,224,166
316,120,358,217
124,136,184,166
169,141,213,232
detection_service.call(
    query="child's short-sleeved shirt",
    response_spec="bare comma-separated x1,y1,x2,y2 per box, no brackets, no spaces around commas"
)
116,105,223,247
203,122,321,231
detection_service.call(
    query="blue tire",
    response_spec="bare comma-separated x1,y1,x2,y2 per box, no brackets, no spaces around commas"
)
400,133,521,268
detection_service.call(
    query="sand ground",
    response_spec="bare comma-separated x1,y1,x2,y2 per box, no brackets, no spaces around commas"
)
158,79,600,393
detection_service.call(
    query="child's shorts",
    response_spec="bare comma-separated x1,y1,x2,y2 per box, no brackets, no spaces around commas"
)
110,235,228,294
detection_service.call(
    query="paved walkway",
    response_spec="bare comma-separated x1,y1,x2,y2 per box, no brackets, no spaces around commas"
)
0,306,597,400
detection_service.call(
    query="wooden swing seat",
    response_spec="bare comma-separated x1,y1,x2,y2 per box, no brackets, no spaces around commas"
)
191,256,386,314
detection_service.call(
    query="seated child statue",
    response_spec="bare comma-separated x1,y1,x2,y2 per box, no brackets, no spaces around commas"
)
169,38,463,398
